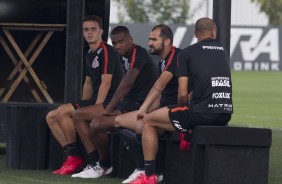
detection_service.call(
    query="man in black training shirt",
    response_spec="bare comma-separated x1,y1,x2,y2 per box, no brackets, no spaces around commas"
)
46,15,123,175
130,17,233,184
114,24,181,183
71,26,157,179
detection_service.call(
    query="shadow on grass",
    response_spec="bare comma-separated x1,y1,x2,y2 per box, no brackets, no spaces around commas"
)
0,143,6,155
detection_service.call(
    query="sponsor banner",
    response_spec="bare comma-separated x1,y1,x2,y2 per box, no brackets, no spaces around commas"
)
109,24,281,71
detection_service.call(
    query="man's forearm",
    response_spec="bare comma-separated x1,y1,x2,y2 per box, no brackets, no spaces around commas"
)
95,83,110,104
104,82,131,112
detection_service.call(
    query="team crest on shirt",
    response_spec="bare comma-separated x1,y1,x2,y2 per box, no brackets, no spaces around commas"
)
122,56,130,71
92,56,99,68
160,60,166,72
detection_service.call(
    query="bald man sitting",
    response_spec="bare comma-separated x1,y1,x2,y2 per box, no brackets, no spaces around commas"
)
129,17,233,184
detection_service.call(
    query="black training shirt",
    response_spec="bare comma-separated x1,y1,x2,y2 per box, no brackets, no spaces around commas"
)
121,45,157,102
159,46,181,106
177,38,233,114
85,42,124,101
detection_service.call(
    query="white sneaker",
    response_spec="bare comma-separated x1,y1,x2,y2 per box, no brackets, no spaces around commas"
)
122,169,145,183
156,174,164,183
71,165,93,178
71,163,113,178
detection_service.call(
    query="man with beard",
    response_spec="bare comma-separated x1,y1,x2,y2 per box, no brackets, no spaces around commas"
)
131,17,233,184
114,24,182,183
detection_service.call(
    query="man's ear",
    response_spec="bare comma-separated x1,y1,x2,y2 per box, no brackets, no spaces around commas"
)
212,29,217,39
100,29,104,36
129,36,133,43
164,38,170,46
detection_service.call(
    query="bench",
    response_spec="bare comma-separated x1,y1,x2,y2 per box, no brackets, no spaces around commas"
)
5,104,271,184
6,103,60,169
162,126,272,184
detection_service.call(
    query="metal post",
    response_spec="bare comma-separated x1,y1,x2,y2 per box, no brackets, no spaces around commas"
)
103,0,111,41
213,0,231,56
64,0,85,103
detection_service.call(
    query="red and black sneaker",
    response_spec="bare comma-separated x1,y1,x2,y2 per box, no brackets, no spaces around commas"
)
53,156,83,175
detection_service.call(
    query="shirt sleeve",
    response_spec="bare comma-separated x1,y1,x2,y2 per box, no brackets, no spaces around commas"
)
177,49,190,77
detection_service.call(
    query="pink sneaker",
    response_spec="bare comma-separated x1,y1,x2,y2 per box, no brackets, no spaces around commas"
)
53,156,83,175
179,132,191,151
129,174,157,184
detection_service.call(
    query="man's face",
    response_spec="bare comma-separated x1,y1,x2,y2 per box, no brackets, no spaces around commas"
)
82,21,103,44
110,32,132,56
148,29,164,55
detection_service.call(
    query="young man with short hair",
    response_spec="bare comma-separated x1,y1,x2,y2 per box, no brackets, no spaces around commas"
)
46,15,123,175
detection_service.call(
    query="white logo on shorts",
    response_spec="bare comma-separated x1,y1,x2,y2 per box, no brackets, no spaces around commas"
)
172,120,187,132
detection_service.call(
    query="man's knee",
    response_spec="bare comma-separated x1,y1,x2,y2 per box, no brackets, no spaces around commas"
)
72,108,83,123
57,104,72,121
46,110,57,126
135,125,143,134
90,118,103,134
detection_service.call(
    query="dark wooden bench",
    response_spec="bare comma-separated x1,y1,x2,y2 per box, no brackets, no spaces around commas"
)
5,104,272,184
5,103,60,169
160,126,272,184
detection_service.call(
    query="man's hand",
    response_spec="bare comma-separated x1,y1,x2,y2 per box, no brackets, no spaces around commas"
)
137,108,147,120
103,109,122,116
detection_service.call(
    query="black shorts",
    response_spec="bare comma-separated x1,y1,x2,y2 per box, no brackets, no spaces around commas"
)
71,99,112,110
117,98,143,113
168,104,231,133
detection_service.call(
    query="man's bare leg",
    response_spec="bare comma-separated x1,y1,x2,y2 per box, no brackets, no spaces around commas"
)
73,104,104,153
56,104,77,145
46,109,67,146
46,103,83,175
142,107,176,177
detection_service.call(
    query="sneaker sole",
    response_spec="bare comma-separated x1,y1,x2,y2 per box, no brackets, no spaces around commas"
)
72,166,113,179
157,174,164,183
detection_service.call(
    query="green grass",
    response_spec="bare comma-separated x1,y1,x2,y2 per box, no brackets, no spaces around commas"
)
0,155,123,184
0,71,282,183
230,71,282,129
0,144,122,184
269,130,282,183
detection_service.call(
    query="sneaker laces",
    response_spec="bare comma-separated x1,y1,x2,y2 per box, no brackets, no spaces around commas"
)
83,165,94,171
93,162,103,172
